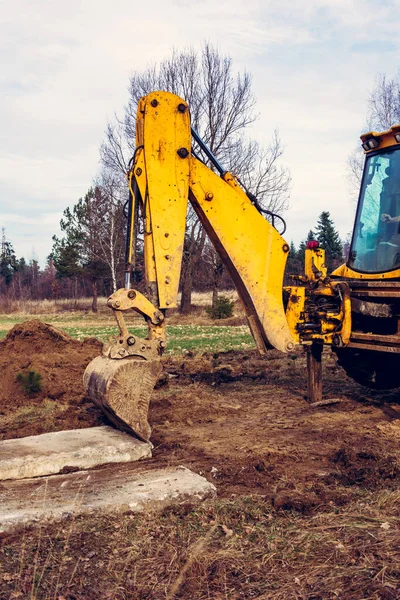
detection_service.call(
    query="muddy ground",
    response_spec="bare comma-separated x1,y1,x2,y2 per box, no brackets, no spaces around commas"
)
152,352,400,512
1,320,400,598
1,320,400,509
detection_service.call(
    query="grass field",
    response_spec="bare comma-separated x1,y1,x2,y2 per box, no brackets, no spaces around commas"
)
0,314,255,355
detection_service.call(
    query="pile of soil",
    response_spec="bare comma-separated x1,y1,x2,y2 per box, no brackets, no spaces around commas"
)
0,320,104,439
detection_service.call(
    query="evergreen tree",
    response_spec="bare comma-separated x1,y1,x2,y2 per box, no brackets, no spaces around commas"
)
52,188,109,311
297,240,306,265
17,257,27,277
285,241,302,277
314,212,343,271
307,230,316,242
0,232,17,287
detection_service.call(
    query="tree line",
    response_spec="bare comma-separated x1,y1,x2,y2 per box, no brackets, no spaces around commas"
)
0,209,345,308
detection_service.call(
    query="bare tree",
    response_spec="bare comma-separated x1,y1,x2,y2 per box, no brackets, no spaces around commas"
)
346,146,364,204
232,133,291,214
201,240,225,307
368,73,400,131
180,213,207,313
100,121,130,176
52,182,127,311
100,42,291,313
93,173,126,292
347,72,400,203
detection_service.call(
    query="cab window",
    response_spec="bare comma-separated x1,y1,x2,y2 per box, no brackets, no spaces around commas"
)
349,148,400,273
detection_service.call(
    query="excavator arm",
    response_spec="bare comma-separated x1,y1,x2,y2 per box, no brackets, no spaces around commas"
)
132,91,294,350
84,90,297,440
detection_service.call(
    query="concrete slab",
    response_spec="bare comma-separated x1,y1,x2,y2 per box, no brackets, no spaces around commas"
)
0,464,216,533
0,426,152,481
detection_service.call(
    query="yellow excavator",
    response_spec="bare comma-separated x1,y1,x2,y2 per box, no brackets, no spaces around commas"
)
84,90,400,441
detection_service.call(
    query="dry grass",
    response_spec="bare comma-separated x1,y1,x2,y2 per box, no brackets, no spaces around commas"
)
0,291,239,316
1,492,400,599
0,400,69,437
0,297,102,315
0,292,247,336
187,290,238,307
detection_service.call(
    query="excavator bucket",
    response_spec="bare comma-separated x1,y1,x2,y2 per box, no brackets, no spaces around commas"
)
84,356,162,442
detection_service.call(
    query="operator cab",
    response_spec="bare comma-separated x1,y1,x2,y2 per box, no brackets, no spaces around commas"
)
349,126,400,275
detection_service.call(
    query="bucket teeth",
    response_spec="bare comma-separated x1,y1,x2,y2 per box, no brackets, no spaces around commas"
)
83,356,162,441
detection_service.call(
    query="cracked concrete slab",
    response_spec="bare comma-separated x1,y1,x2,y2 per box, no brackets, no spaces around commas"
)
0,426,152,481
0,464,216,533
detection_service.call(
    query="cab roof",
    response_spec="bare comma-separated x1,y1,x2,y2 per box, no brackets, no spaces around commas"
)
361,124,400,152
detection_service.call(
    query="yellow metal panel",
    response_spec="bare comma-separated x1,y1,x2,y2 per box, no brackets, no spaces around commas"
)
285,286,305,344
144,197,157,287
188,158,296,353
132,151,157,285
331,262,400,279
305,248,327,280
141,91,191,308
338,282,352,346
361,124,400,153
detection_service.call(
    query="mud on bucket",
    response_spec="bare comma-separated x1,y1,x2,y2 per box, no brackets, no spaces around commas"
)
83,355,162,442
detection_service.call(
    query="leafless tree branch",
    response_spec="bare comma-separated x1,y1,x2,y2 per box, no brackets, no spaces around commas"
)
99,42,291,311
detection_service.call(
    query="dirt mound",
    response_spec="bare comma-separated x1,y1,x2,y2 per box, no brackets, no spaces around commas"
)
162,348,294,385
326,446,400,489
0,320,104,440
4,319,74,347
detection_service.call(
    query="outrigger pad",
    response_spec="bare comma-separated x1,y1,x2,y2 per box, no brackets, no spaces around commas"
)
83,356,163,441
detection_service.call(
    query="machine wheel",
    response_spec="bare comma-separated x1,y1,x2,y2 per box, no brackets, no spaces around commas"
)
334,348,400,390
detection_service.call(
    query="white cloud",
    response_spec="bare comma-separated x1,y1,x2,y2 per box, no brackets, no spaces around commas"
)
1,0,400,263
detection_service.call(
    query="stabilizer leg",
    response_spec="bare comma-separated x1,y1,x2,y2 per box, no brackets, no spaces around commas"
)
306,342,323,403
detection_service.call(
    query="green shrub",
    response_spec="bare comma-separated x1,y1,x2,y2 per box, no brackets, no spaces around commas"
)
206,296,234,320
16,370,43,396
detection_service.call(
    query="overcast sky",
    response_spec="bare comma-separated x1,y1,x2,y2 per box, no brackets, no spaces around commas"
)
2,0,400,264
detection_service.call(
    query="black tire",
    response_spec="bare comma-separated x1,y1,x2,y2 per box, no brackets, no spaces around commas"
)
334,348,400,390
